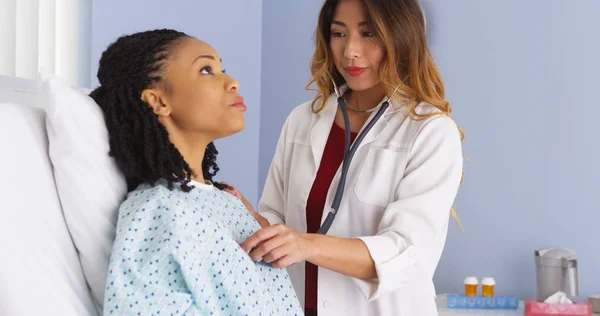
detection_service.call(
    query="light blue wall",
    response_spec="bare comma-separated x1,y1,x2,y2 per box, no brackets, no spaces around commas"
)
422,0,600,298
90,0,263,206
258,1,323,189
258,0,600,298
77,0,92,88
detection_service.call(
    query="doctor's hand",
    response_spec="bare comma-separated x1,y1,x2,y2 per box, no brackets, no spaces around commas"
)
239,224,316,269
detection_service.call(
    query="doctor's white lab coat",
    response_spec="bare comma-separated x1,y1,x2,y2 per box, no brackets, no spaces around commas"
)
258,87,463,316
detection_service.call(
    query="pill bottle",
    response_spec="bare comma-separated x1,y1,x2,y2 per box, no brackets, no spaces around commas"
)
464,277,478,296
482,277,495,297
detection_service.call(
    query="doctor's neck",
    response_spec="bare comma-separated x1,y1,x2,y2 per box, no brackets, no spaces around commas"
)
344,83,387,111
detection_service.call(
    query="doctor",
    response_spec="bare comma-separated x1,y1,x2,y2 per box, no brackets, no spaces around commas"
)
239,0,463,315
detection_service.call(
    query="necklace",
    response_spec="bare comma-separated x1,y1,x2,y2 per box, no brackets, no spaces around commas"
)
341,92,379,113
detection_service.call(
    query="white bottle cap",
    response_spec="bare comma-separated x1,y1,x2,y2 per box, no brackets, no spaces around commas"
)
464,277,478,285
482,277,495,286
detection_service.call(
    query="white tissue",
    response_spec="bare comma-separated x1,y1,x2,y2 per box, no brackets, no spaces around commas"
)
544,291,573,304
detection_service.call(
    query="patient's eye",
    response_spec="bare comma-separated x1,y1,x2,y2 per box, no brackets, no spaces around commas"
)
200,66,226,75
200,66,213,75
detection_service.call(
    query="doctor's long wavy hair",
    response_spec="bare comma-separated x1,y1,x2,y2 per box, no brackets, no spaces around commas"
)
89,29,227,193
307,0,465,228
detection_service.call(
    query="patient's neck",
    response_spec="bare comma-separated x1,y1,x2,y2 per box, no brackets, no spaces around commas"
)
159,118,215,184
179,144,206,183
167,131,209,183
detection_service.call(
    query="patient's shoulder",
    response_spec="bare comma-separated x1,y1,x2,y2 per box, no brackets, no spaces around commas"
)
116,181,195,231
121,182,173,211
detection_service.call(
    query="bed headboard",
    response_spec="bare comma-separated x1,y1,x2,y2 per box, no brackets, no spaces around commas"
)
0,75,39,107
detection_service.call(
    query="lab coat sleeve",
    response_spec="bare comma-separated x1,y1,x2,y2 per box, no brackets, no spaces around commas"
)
355,115,463,301
257,117,290,226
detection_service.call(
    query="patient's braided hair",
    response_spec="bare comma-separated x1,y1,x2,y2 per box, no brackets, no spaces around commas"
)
89,29,227,192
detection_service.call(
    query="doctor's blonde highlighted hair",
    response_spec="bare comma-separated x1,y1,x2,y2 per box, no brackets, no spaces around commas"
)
307,0,464,229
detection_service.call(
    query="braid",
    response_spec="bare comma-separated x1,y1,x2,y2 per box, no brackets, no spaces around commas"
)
90,29,226,192
203,142,228,190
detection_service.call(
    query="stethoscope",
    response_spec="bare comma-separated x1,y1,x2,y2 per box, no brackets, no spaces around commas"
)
317,79,398,235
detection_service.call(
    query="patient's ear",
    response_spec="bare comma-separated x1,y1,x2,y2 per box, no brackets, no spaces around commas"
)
141,89,170,116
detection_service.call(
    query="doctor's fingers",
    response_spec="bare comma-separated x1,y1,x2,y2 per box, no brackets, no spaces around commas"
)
262,242,295,264
248,233,290,262
271,252,299,269
239,224,287,252
268,244,302,269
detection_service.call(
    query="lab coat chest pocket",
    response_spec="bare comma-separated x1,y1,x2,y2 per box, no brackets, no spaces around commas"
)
353,145,408,208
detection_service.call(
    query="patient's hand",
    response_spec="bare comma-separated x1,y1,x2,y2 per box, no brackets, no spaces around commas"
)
222,182,254,213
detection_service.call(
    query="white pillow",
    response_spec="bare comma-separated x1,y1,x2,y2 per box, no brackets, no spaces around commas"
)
41,74,127,309
0,101,98,316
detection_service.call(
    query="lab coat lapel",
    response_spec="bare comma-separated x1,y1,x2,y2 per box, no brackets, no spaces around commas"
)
309,94,337,169
309,88,404,166
352,97,402,151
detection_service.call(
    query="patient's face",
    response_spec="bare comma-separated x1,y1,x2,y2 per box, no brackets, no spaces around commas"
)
159,37,245,141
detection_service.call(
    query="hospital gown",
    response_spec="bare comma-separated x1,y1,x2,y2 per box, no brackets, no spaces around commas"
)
104,180,302,315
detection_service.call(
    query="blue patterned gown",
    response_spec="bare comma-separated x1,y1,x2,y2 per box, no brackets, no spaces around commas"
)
104,180,302,315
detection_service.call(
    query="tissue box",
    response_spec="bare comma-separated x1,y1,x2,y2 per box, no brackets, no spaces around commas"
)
446,295,520,309
525,300,592,316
